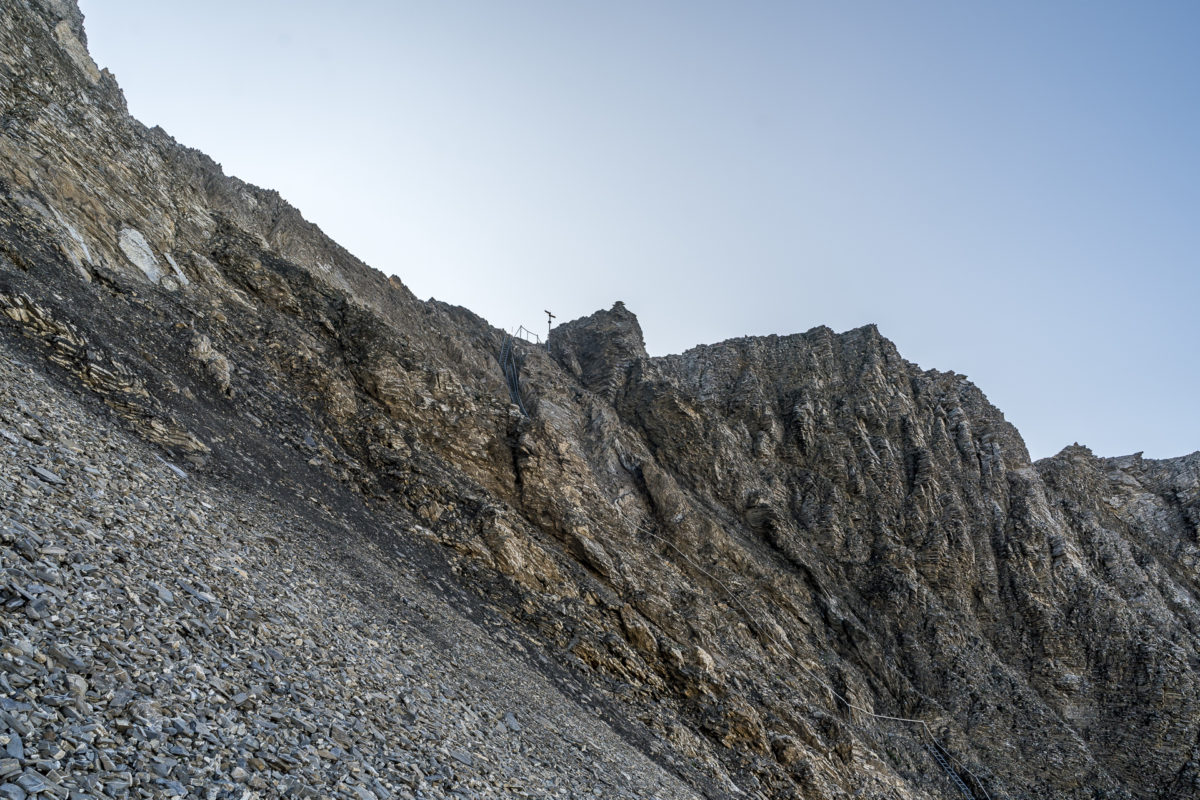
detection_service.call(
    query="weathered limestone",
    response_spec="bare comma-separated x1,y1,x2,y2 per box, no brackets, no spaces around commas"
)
1,1,1198,798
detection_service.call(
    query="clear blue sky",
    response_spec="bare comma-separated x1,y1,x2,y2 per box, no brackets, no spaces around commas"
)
76,1,1199,460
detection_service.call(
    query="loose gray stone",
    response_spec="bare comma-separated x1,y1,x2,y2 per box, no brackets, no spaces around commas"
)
15,772,45,794
28,466,64,485
3,735,21,761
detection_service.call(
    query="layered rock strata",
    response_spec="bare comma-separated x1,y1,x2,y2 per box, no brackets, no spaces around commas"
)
2,2,1198,798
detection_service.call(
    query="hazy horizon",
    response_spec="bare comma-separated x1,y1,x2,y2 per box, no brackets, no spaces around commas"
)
76,1,1200,460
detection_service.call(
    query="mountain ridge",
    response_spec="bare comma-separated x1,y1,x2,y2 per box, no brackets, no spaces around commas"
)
2,2,1199,798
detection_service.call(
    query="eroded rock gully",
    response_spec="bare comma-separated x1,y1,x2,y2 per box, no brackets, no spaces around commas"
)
1,2,1198,798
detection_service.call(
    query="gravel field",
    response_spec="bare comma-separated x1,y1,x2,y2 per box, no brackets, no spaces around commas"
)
0,339,701,800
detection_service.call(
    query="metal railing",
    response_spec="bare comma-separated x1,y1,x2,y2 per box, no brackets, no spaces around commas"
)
498,331,529,416
928,744,977,798
513,325,544,346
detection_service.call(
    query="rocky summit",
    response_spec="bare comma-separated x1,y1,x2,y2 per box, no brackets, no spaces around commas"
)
1,2,1198,799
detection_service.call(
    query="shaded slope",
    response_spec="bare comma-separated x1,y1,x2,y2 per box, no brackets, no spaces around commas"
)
1,2,1198,798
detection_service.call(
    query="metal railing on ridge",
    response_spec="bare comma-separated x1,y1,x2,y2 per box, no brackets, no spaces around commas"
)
498,329,531,416
512,325,544,346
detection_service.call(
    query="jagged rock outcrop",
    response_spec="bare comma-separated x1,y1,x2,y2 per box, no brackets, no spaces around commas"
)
2,2,1199,798
549,301,648,401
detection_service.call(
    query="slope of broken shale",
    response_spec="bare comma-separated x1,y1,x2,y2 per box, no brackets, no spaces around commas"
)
2,2,1199,798
0,336,704,800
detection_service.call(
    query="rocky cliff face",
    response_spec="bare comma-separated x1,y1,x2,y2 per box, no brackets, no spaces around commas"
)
2,2,1199,798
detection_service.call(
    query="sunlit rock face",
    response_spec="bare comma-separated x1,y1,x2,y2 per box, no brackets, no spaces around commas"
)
2,2,1199,798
